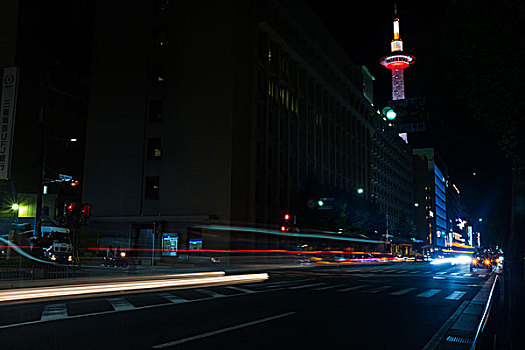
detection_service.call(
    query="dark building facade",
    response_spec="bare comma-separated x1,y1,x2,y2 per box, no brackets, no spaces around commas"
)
0,0,92,232
83,0,405,258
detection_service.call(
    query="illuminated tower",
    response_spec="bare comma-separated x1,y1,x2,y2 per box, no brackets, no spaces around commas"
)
380,7,415,100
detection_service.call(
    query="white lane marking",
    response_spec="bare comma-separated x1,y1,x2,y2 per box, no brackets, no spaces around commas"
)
40,303,68,321
289,283,325,290
445,291,467,300
152,311,297,348
409,271,419,274
159,293,188,304
450,272,460,276
436,271,447,275
337,284,369,292
226,286,256,294
314,283,348,291
395,270,407,274
416,289,441,298
463,273,473,277
196,289,225,298
108,298,135,311
368,285,392,293
478,274,486,278
390,288,416,296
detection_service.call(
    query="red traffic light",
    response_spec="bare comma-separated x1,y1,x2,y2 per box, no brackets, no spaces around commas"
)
281,226,286,231
284,214,290,221
67,203,76,210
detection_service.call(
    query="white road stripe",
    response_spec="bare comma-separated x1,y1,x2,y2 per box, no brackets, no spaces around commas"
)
337,285,369,292
152,312,296,348
436,271,447,275
314,283,348,291
226,286,256,294
450,272,460,276
40,303,68,321
416,289,441,298
410,271,419,274
463,273,473,277
445,291,467,300
289,283,325,290
478,274,486,278
159,293,188,304
368,285,392,293
396,270,408,274
108,298,135,311
390,288,416,296
196,289,225,298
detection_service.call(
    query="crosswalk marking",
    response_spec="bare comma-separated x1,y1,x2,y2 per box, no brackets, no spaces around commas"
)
159,293,189,304
463,273,473,277
108,298,135,311
41,304,68,321
450,272,460,276
289,283,325,290
416,289,441,298
368,285,392,293
337,284,369,292
445,291,466,300
478,274,486,278
390,288,416,296
196,289,225,298
314,283,348,291
436,271,447,275
226,286,256,294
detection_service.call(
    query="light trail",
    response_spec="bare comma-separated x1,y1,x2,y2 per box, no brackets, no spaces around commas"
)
0,273,268,303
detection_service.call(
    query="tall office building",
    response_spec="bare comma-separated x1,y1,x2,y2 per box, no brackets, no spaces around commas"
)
0,0,91,232
413,148,449,247
83,0,381,257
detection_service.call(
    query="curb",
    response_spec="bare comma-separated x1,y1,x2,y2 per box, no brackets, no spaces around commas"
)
423,273,498,350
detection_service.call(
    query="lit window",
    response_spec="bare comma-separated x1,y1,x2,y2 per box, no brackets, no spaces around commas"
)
145,177,160,200
155,0,171,13
153,29,167,48
151,64,166,83
147,138,162,159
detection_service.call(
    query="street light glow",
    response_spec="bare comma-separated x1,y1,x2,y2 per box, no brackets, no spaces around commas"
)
11,204,19,210
386,109,397,120
357,188,364,194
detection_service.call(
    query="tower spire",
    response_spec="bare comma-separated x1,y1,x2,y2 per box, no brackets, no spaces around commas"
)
380,5,415,101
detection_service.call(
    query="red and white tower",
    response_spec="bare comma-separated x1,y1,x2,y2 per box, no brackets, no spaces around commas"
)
380,8,415,100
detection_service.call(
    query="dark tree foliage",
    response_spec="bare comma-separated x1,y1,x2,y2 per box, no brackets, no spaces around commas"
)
441,0,525,154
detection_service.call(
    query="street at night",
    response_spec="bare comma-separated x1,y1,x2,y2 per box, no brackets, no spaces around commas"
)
0,262,497,349
0,0,523,348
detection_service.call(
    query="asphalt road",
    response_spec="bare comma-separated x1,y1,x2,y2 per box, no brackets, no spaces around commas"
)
0,262,490,349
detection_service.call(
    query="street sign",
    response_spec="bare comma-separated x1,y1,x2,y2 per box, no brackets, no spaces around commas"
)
59,174,73,181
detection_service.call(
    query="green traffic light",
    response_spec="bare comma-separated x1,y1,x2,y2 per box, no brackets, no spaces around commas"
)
318,200,324,207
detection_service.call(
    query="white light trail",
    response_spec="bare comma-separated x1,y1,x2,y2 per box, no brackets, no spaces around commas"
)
0,273,268,303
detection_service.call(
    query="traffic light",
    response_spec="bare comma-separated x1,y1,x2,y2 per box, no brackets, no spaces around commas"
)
81,203,92,219
70,180,80,187
281,213,291,231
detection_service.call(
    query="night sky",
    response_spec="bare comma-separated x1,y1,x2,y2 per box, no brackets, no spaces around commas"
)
308,0,511,243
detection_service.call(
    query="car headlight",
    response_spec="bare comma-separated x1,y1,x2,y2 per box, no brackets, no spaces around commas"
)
472,258,478,264
50,255,57,261
120,252,126,257
484,259,491,265
68,256,73,262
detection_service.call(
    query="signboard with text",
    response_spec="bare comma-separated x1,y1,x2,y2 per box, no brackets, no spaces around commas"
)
0,67,19,180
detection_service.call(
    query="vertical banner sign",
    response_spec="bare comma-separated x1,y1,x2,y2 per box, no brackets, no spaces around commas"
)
0,67,19,180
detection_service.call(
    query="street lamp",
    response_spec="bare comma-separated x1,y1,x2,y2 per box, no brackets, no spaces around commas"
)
357,188,364,194
11,204,19,211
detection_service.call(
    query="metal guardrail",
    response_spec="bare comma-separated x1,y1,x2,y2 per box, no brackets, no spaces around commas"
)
470,274,499,350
